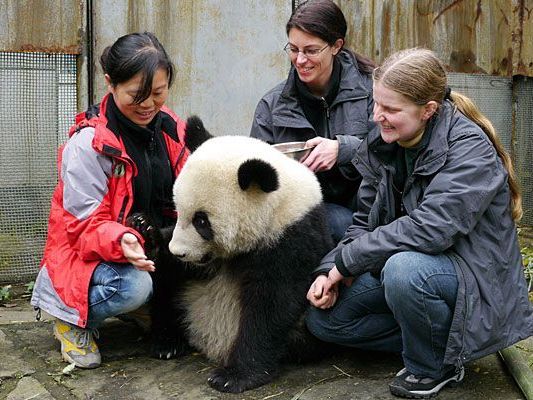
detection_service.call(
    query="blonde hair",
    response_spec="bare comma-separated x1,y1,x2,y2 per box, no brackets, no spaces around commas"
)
373,48,522,221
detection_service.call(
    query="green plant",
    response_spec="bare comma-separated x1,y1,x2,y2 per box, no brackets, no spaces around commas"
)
0,285,12,303
521,247,533,299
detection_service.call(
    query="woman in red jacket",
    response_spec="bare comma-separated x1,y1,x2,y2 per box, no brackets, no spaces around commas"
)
31,32,188,368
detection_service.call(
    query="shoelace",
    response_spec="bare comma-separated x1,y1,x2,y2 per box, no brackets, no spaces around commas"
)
74,327,99,347
406,374,434,384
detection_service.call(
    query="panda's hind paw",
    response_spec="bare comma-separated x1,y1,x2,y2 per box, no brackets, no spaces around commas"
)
207,367,272,393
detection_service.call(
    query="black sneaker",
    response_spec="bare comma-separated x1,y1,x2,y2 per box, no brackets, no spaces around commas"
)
389,366,465,398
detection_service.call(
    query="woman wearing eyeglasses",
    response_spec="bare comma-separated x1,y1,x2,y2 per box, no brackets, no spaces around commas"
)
250,0,376,242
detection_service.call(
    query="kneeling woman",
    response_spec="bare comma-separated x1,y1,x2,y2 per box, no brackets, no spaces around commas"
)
31,32,188,368
306,48,533,399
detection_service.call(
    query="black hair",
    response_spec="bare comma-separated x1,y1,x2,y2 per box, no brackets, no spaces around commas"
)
100,32,174,104
287,0,347,45
286,0,376,74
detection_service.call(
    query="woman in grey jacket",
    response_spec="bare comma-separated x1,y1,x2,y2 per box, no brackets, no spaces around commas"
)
305,48,533,399
250,0,375,241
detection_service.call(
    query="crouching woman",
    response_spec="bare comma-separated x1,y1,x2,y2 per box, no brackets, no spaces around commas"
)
305,48,533,399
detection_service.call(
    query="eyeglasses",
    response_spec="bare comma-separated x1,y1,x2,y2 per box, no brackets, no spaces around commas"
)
283,43,329,59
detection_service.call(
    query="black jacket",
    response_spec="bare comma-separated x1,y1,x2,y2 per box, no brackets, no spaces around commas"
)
250,50,375,209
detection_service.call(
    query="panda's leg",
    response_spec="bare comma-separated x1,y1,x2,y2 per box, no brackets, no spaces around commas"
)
126,214,190,359
149,258,191,358
207,319,281,392
207,279,299,393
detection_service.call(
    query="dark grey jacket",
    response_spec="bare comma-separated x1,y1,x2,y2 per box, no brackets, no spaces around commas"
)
317,101,533,368
250,50,375,208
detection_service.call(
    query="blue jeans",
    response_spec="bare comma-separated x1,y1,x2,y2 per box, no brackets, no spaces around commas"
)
86,262,153,329
306,251,458,379
324,202,353,243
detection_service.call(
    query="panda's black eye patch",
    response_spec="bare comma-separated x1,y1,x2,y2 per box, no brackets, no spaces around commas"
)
192,211,213,241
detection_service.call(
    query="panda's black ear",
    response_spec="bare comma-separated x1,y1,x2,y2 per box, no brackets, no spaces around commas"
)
185,116,213,153
238,159,279,193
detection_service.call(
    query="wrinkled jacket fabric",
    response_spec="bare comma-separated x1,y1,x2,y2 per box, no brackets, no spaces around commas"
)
250,50,375,208
31,94,188,328
316,101,533,368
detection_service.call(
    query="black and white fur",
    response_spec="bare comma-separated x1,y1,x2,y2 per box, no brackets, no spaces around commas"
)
137,116,334,393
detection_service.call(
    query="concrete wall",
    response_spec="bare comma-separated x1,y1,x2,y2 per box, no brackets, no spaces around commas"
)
3,0,533,135
92,0,291,136
0,0,83,54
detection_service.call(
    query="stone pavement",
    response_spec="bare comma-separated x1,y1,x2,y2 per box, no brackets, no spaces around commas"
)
0,299,527,400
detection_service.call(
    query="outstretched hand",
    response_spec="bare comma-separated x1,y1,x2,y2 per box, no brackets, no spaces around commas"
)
301,137,339,172
121,232,155,272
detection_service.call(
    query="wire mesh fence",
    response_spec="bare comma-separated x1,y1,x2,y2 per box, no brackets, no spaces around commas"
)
448,73,533,228
0,53,531,284
514,77,533,228
0,52,76,283
448,73,513,150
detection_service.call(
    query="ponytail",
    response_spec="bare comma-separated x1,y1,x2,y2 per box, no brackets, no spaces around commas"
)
450,91,522,221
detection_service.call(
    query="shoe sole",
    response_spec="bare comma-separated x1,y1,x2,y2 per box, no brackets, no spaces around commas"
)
53,326,101,369
389,370,465,399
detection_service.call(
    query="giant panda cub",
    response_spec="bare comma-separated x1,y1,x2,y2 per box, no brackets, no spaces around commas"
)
133,116,334,393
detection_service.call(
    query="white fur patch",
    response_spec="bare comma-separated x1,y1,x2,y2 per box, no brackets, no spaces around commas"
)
181,267,241,364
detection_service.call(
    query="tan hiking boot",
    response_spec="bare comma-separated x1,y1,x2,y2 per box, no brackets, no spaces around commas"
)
53,319,101,368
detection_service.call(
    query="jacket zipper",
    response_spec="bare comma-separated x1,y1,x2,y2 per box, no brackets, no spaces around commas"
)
144,135,155,211
114,153,136,223
320,94,370,138
173,146,186,174
353,155,381,229
448,252,468,370
117,195,129,223
106,154,134,224
401,175,416,215
321,97,331,137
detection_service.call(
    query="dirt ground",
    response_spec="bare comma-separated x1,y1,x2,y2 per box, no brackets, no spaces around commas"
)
0,284,528,400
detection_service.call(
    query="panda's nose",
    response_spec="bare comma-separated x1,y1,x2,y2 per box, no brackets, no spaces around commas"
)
168,241,186,258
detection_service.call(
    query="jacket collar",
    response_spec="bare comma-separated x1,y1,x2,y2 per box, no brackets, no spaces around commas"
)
271,50,371,128
74,93,179,160
295,56,341,106
417,100,454,174
105,94,162,147
66,94,126,158
91,94,126,157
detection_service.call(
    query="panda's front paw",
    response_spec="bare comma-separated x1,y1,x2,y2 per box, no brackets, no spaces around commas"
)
207,367,272,393
125,213,162,260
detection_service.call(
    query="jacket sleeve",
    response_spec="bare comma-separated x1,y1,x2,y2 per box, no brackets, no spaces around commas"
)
250,97,275,143
337,129,506,278
336,78,377,179
336,134,363,178
61,129,142,262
